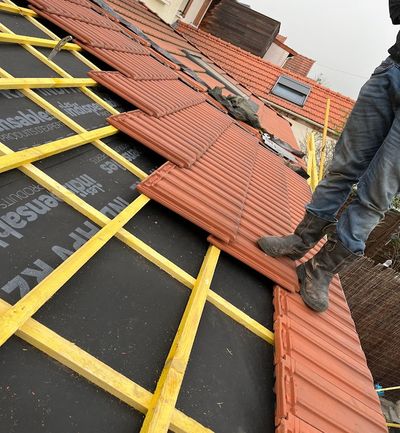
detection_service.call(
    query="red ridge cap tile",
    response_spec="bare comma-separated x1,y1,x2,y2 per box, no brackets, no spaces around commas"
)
89,71,206,117
274,317,381,413
108,102,233,167
275,357,387,433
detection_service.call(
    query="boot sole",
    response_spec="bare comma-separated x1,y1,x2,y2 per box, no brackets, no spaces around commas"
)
296,264,328,313
257,239,305,260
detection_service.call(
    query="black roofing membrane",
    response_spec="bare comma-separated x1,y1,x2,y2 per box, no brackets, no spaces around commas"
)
0,89,128,151
126,200,209,277
34,144,141,210
0,139,161,305
37,47,93,77
0,337,144,433
0,43,60,77
91,85,137,113
177,303,275,433
0,168,101,305
33,238,190,393
35,87,111,130
211,252,274,329
0,10,49,37
0,90,75,149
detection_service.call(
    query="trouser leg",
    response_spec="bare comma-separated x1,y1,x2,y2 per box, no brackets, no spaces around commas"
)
337,112,400,253
307,59,396,222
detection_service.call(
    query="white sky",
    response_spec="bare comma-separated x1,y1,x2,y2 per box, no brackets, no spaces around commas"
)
244,0,399,99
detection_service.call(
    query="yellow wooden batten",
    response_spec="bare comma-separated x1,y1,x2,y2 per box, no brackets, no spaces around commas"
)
0,195,150,347
319,97,331,181
378,386,400,392
0,32,81,50
0,299,213,433
0,126,117,173
0,77,96,90
140,246,221,433
0,2,37,16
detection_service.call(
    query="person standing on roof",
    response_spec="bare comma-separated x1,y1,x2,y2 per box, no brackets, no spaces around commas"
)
258,0,400,313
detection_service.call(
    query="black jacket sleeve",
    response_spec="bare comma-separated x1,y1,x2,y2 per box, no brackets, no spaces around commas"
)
390,0,400,24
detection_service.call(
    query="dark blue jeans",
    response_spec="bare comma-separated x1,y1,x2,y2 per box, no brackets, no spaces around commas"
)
307,57,400,254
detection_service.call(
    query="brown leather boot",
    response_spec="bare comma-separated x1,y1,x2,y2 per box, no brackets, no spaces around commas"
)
257,211,335,260
297,235,360,312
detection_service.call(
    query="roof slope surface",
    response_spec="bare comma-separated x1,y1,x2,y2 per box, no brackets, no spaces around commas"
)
23,0,387,432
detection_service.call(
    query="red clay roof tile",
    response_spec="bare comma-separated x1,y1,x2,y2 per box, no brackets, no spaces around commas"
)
83,44,178,79
273,287,366,364
274,317,381,412
275,357,387,433
137,124,258,242
277,415,322,433
89,71,207,117
108,103,234,168
31,0,121,29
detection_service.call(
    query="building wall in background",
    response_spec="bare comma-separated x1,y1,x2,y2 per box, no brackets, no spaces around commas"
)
263,42,289,66
199,0,280,57
141,0,212,24
140,0,182,23
182,0,213,26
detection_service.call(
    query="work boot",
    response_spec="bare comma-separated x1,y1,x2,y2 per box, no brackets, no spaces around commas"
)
297,235,360,313
257,211,335,260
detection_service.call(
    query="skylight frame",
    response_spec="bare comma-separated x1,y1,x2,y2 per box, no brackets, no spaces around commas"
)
271,75,311,107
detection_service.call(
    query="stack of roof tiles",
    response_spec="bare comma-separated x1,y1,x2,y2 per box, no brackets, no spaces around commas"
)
27,0,388,431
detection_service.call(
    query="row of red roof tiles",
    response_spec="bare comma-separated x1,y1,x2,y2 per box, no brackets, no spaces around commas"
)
26,0,387,432
104,0,300,151
177,22,355,132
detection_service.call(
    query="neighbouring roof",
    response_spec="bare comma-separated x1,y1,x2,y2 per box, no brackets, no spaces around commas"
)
2,0,387,432
271,36,316,77
283,53,315,77
177,22,355,132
